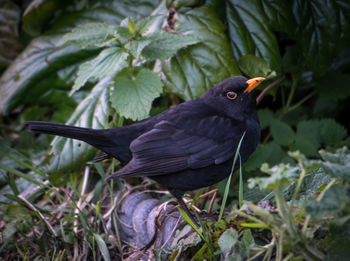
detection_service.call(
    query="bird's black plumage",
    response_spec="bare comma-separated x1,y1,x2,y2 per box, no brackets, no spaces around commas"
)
26,76,264,222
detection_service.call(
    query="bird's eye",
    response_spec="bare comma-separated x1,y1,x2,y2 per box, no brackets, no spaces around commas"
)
226,91,237,100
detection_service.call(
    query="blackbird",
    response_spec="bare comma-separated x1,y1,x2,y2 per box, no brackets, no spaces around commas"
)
25,76,265,223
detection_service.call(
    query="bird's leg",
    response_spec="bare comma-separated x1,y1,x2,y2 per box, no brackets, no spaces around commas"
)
170,189,200,227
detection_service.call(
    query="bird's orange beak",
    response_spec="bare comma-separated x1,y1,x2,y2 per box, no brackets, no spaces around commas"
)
244,77,265,93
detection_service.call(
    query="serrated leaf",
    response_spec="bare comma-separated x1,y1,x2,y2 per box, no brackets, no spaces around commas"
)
226,0,282,73
248,163,300,191
304,185,348,219
244,144,270,172
238,55,272,78
59,23,118,48
244,142,284,172
142,32,200,60
0,0,159,114
292,138,319,158
291,120,322,156
127,39,152,58
110,68,162,121
293,0,350,75
48,77,110,181
128,18,136,34
270,119,295,146
320,119,347,146
319,147,350,181
218,228,238,253
258,109,274,129
136,14,165,36
162,7,241,100
72,47,128,94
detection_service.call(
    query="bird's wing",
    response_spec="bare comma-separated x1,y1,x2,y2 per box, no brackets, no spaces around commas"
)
111,117,245,178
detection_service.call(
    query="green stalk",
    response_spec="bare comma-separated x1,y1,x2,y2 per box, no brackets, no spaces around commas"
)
218,132,246,221
274,183,297,238
238,155,244,208
290,167,306,209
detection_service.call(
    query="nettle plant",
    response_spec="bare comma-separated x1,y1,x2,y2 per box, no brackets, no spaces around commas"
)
59,17,200,120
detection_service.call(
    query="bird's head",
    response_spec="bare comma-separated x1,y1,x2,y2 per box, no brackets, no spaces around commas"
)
201,76,265,121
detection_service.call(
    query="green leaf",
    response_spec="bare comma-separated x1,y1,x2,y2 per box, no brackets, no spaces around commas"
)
244,142,283,172
110,68,162,121
93,233,111,261
248,163,300,191
0,0,160,114
320,119,347,146
22,0,62,36
226,0,282,73
291,120,322,156
315,71,350,101
293,0,350,75
261,0,296,33
257,109,274,129
0,0,23,69
142,32,201,60
72,47,128,94
135,15,165,36
162,7,241,100
128,18,136,34
243,144,270,172
319,147,350,181
127,39,152,58
59,23,118,48
0,35,96,114
48,77,110,181
304,185,348,219
326,222,350,261
270,119,295,146
238,54,272,78
218,228,238,253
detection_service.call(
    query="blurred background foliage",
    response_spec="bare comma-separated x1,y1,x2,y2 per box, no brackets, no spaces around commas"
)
0,0,349,259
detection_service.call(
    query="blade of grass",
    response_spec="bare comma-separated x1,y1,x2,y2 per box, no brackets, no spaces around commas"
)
218,132,246,221
0,151,46,178
0,162,47,187
94,162,106,179
177,207,205,241
238,155,243,208
112,213,123,254
8,173,19,195
193,209,214,255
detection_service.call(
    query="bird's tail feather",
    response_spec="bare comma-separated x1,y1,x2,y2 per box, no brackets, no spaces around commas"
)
25,121,112,151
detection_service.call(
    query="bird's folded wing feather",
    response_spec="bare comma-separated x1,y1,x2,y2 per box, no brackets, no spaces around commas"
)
112,117,245,178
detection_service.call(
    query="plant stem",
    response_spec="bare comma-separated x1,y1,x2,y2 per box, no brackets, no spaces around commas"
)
290,167,306,210
288,91,316,113
274,183,297,238
284,81,296,113
256,76,286,104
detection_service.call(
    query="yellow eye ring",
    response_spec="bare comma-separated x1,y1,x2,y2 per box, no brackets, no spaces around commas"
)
226,91,237,100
